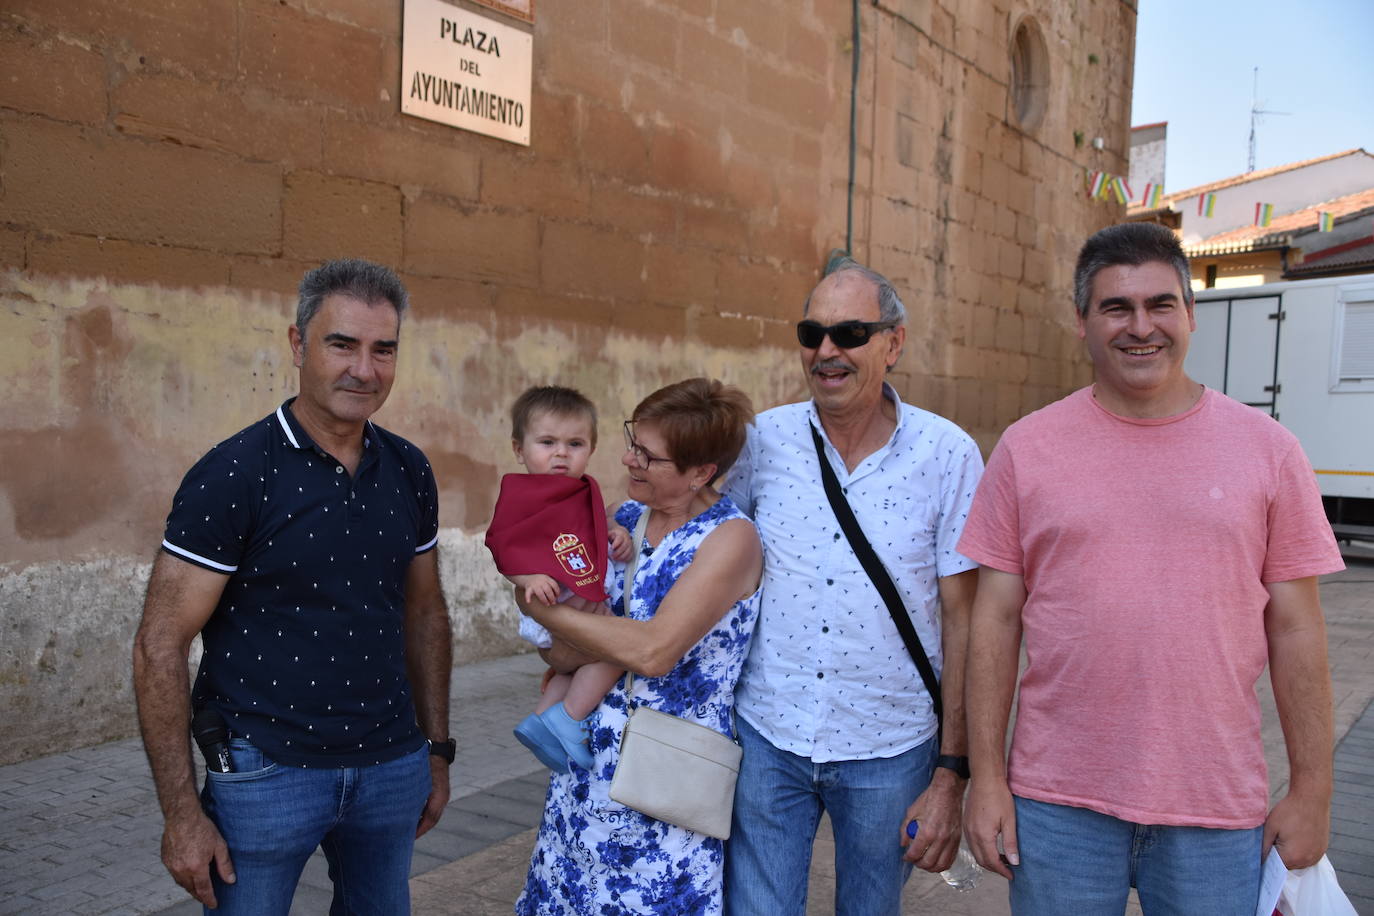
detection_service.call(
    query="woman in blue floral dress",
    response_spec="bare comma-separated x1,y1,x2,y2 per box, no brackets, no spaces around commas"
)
513,378,763,915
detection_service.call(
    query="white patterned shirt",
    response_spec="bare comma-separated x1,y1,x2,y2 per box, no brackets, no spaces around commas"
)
722,385,982,761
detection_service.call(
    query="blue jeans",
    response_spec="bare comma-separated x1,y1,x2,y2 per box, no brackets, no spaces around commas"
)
200,739,430,915
723,717,937,916
1010,795,1262,916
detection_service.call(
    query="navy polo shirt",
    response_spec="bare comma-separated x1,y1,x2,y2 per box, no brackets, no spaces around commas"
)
162,399,439,768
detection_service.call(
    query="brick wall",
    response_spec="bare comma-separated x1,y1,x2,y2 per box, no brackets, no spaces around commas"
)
0,0,1133,761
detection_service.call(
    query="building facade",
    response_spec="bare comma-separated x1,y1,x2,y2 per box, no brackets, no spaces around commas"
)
0,0,1135,762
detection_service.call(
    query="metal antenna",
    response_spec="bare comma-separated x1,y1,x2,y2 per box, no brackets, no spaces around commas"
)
1248,67,1290,172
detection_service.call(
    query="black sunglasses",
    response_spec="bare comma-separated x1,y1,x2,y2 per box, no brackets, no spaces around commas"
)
796,319,897,349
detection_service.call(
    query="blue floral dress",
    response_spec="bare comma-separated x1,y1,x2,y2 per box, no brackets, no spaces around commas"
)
515,496,761,915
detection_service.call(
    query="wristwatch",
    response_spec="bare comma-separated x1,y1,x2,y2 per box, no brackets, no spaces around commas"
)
428,738,457,765
935,754,970,780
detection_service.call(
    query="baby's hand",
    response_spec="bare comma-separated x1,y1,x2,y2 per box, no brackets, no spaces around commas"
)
608,523,633,562
511,574,560,606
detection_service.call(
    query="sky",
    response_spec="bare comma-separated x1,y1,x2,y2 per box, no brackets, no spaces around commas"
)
1131,0,1374,195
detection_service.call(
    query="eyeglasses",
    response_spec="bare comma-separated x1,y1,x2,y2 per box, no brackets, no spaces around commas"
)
796,319,897,349
623,421,675,470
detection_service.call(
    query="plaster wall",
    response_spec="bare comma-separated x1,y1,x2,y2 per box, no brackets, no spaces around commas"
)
1129,123,1166,192
0,0,1134,762
1189,252,1287,291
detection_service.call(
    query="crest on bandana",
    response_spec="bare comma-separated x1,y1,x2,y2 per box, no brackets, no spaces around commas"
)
553,532,596,582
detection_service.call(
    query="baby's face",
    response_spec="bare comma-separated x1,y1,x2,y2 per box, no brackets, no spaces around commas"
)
514,410,595,477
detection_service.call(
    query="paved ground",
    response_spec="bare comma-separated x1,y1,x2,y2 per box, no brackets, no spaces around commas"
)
2,562,1372,915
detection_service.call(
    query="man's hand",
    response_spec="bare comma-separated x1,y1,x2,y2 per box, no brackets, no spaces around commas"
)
1263,789,1329,869
402,550,452,839
1263,576,1334,871
133,553,234,906
608,524,633,563
415,756,451,838
162,809,235,908
965,775,1018,879
898,768,964,871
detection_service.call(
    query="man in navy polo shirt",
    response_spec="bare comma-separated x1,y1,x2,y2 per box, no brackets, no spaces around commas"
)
133,259,454,914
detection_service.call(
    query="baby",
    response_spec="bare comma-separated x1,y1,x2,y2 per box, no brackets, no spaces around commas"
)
485,386,631,773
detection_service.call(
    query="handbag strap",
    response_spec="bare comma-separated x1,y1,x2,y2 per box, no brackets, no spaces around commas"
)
621,507,652,701
617,507,738,740
809,422,943,727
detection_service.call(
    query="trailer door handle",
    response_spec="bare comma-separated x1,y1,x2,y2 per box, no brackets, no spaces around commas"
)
1263,384,1281,393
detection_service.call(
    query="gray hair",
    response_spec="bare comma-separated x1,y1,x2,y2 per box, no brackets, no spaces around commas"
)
806,256,908,325
296,259,409,337
1073,223,1193,317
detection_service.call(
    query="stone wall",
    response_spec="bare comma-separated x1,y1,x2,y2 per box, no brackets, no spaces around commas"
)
0,0,1133,762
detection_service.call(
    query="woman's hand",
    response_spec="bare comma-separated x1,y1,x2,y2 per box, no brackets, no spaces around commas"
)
539,640,599,675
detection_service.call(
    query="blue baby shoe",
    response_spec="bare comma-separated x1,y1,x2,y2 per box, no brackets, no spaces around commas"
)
538,702,595,771
514,712,570,773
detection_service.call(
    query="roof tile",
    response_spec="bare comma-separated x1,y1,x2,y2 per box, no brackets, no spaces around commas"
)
1167,148,1371,201
1182,186,1374,255
1286,239,1374,275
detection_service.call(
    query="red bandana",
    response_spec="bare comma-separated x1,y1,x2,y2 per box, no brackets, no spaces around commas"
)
484,473,610,602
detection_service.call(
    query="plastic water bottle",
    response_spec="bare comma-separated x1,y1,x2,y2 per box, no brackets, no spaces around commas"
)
906,820,983,891
939,844,983,891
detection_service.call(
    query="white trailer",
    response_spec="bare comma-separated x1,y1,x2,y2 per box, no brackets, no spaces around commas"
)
1186,273,1374,542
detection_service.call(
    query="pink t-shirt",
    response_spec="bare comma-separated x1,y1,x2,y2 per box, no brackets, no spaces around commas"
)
958,387,1343,828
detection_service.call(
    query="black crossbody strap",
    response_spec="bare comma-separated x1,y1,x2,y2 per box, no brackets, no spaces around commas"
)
809,423,943,726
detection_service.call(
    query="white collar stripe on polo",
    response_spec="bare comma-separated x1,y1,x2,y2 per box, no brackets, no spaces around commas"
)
274,405,301,449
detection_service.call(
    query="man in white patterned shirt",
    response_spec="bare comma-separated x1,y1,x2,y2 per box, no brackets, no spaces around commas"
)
723,258,982,915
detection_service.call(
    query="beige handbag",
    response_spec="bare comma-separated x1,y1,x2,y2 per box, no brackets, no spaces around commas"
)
606,509,743,839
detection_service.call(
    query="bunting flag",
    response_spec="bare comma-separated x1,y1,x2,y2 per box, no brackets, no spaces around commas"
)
1109,176,1131,205
1318,211,1334,232
1087,171,1107,199
1254,202,1274,227
1198,192,1217,217
1142,183,1164,208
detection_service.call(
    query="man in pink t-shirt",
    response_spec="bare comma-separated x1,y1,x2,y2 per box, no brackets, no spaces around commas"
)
960,223,1344,916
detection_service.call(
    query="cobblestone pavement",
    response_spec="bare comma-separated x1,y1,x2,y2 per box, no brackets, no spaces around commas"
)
2,564,1371,915
0,653,550,916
